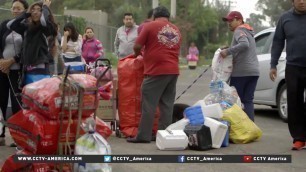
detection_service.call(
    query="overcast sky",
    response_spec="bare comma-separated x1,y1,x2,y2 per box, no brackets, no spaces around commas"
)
231,0,259,18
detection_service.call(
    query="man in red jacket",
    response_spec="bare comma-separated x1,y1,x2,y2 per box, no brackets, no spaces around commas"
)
127,6,182,143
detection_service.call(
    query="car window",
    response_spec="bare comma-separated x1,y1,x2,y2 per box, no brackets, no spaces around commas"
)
267,32,286,53
255,32,272,55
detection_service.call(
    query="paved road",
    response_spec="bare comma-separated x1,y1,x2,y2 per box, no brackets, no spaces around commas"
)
1,66,306,172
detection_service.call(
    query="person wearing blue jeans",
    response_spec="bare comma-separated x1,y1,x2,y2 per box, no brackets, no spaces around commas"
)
220,11,259,121
230,76,259,121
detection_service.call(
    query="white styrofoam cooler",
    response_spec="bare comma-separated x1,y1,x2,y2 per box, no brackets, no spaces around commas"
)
204,117,228,148
166,118,190,130
194,100,223,119
156,130,188,150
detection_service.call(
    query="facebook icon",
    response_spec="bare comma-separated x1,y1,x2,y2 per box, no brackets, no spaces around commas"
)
178,156,185,163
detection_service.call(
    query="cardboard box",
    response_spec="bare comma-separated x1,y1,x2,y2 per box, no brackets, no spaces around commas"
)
96,99,115,120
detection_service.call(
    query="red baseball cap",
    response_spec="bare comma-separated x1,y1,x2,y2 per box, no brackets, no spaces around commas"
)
222,11,243,22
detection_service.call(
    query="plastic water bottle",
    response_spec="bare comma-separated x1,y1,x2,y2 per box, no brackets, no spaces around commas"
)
209,80,223,93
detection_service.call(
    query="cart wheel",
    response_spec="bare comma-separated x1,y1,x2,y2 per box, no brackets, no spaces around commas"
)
116,129,122,138
110,121,115,131
188,66,196,70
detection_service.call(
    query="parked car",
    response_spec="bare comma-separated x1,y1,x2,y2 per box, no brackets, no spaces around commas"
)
253,27,288,122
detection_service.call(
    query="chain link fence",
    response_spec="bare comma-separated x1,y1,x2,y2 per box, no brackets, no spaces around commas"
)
85,22,118,53
0,8,118,54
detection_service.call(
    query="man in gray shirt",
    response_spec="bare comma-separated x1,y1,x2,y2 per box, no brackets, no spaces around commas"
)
114,13,138,59
220,11,259,121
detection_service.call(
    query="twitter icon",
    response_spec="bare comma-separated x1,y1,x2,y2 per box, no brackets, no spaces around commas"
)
104,156,112,162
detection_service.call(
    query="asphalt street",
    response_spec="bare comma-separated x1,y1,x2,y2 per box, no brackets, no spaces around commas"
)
1,66,306,172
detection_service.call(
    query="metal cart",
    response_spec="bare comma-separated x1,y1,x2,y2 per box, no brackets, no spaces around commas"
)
93,58,121,138
56,59,112,171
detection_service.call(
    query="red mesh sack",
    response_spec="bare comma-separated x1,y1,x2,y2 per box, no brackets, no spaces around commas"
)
7,110,59,154
1,150,32,172
7,111,112,155
98,81,113,100
59,116,112,143
118,55,160,137
22,74,98,120
30,163,56,172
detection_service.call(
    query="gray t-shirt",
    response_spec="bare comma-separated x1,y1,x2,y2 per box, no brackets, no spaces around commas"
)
114,25,138,59
227,25,259,77
3,31,22,70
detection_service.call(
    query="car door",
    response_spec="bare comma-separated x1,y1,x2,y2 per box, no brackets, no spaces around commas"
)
254,30,276,103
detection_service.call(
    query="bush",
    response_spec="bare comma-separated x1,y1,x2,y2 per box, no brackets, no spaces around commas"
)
104,51,118,67
204,43,222,60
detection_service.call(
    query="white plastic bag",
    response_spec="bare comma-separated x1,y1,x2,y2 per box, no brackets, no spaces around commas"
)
74,117,112,172
211,48,233,82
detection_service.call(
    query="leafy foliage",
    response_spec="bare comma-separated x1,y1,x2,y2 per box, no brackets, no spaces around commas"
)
1,0,280,59
256,0,292,26
246,13,268,33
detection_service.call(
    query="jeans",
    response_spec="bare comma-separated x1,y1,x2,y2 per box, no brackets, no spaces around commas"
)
230,76,259,121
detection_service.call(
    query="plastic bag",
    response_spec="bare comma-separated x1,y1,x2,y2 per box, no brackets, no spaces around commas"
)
204,81,242,110
211,48,233,82
90,66,113,81
222,104,262,144
98,81,113,100
74,117,112,172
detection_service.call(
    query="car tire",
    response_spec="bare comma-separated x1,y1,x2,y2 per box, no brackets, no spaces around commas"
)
277,84,288,122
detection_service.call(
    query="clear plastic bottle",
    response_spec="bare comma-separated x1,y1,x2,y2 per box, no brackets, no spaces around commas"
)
209,80,223,94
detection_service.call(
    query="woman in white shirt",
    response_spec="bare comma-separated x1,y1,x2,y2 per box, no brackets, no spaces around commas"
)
61,22,82,62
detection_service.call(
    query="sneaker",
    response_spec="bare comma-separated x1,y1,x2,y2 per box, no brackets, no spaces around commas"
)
292,141,305,150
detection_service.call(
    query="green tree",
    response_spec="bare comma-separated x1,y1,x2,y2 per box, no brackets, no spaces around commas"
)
158,0,219,57
246,13,268,33
63,0,95,10
94,0,124,13
256,0,292,26
50,0,64,15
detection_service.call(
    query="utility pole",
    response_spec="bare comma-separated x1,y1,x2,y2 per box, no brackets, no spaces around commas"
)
170,0,176,18
152,0,176,18
152,0,159,8
223,0,237,10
